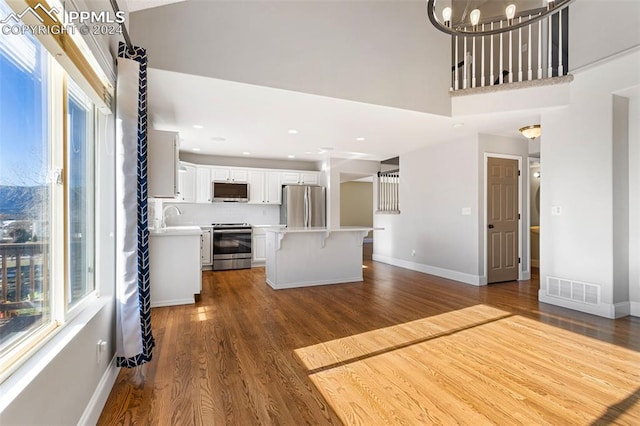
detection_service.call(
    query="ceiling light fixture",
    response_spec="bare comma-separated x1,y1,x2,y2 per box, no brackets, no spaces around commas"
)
288,129,299,134
242,151,251,155
452,122,464,128
519,124,541,140
356,137,366,141
211,137,226,142
427,0,575,37
192,125,204,129
192,148,201,152
287,155,295,159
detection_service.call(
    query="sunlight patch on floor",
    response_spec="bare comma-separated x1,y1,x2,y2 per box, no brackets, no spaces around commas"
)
295,305,640,424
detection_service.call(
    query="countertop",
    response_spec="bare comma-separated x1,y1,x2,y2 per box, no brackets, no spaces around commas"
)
149,226,203,237
264,226,378,234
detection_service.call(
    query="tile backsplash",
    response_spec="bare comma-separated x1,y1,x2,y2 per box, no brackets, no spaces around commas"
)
155,200,280,227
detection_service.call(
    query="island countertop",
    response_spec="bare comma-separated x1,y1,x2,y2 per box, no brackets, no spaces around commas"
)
264,226,377,233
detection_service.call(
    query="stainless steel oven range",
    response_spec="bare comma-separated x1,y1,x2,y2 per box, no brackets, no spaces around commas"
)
212,223,252,270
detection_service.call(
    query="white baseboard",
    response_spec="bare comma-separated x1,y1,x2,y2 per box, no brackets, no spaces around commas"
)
372,254,482,286
151,298,195,308
266,276,363,290
78,355,120,426
538,290,629,319
630,301,640,317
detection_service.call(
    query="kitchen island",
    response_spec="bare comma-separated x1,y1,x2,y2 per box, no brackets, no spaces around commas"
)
264,227,374,289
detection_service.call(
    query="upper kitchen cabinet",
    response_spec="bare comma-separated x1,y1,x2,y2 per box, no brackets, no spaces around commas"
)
148,130,179,198
248,170,282,204
196,166,212,203
177,163,196,202
212,167,248,182
281,171,319,185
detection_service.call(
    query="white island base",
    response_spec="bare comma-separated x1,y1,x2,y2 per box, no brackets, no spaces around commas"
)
264,227,372,289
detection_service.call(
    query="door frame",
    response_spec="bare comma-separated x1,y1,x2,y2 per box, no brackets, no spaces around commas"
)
483,153,527,284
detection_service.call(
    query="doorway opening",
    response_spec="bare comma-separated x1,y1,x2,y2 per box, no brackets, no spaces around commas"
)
340,173,374,261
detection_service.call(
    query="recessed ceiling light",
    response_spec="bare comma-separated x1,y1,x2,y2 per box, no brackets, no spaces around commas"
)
193,125,204,129
356,137,366,141
287,155,295,159
320,146,334,151
452,122,464,128
192,148,201,152
305,151,313,154
288,129,298,134
242,151,251,155
211,137,226,142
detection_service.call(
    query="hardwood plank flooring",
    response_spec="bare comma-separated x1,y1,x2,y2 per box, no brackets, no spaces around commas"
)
98,264,640,425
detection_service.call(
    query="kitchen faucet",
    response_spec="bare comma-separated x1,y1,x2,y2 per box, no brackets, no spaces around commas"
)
161,205,182,229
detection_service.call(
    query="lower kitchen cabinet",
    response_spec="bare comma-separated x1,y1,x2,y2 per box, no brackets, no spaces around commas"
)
252,227,267,263
149,227,202,307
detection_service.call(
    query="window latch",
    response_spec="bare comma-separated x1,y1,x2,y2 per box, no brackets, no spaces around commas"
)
54,168,64,185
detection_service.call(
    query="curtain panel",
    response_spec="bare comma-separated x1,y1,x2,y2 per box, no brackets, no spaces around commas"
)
115,43,154,367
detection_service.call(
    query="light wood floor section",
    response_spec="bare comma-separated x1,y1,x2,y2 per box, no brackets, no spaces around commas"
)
98,264,640,425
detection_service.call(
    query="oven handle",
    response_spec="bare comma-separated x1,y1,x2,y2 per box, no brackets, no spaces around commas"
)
213,229,252,234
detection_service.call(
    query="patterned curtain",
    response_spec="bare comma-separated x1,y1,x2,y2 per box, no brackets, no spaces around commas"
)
115,42,154,367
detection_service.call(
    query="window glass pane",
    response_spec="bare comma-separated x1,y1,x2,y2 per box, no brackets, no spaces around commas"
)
67,79,94,308
0,3,51,353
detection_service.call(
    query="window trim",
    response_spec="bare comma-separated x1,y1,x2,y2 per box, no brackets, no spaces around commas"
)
0,40,100,379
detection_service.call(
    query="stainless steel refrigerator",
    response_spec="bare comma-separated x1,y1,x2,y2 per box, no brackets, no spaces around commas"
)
280,185,326,227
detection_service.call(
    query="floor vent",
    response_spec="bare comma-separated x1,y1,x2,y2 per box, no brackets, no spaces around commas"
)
546,276,600,305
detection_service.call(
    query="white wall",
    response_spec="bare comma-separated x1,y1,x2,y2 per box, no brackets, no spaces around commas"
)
129,0,451,115
539,49,640,318
570,0,640,71
629,95,640,315
374,137,481,284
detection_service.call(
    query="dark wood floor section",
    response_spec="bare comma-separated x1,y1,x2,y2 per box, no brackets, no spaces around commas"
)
98,263,640,425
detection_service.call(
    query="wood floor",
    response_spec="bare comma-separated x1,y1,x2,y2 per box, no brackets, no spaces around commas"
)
98,261,640,425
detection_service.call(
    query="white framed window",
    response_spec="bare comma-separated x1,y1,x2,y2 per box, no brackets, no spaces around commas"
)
0,0,98,377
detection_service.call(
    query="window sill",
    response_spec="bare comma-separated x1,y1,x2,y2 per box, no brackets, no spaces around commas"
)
0,295,111,411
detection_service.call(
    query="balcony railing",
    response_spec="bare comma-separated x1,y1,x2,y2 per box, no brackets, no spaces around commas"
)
0,242,48,318
451,7,569,92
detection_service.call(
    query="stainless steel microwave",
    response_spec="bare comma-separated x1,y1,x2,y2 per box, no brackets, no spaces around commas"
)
212,181,249,202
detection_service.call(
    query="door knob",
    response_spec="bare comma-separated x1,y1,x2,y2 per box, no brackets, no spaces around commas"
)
488,224,494,229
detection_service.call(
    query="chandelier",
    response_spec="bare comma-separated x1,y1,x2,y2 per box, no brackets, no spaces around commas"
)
427,0,576,37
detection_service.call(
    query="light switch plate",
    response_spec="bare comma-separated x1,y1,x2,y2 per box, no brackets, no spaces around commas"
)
461,207,471,215
551,206,562,216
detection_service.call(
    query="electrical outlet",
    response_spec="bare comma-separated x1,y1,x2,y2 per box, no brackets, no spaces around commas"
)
96,339,107,364
411,249,416,257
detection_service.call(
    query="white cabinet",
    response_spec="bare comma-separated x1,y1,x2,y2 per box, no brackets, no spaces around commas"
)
281,171,319,185
212,167,248,182
177,163,196,202
201,227,212,267
248,170,282,204
252,227,266,263
196,166,212,203
148,130,178,198
150,229,202,307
